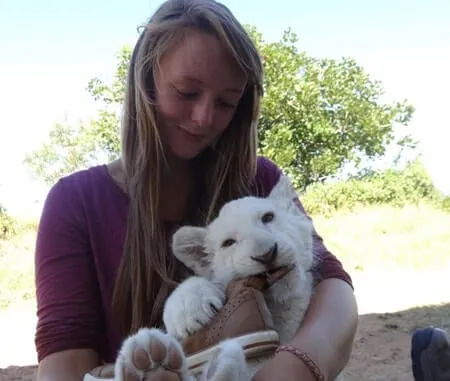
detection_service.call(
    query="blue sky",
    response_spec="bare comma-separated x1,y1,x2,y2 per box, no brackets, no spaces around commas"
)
1,0,449,218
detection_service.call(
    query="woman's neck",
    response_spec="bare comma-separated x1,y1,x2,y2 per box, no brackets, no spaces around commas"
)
160,155,195,223
107,155,195,223
162,151,192,180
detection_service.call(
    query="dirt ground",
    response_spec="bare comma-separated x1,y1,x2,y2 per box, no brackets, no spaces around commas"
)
1,270,449,381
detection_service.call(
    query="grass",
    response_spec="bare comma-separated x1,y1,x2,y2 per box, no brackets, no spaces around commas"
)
0,202,449,311
0,229,36,310
311,202,450,273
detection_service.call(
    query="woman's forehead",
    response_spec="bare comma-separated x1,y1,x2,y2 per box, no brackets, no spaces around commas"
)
158,28,247,91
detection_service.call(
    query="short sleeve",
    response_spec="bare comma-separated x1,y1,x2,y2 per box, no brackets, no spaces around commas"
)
34,177,105,362
255,156,353,289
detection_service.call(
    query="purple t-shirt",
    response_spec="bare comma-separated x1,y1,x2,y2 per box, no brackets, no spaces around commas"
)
34,156,352,363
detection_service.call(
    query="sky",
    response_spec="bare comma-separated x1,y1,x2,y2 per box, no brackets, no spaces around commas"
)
0,0,449,218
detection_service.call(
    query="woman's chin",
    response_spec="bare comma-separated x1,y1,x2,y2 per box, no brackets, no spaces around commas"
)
168,146,206,161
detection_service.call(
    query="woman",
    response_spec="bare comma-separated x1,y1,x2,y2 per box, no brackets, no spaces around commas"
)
34,0,358,380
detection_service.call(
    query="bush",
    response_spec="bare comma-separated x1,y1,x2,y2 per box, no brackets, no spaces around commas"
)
301,160,441,215
0,205,17,240
439,196,450,212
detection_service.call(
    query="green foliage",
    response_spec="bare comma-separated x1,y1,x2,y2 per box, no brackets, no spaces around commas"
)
440,196,450,212
0,228,36,309
23,114,121,185
87,45,131,106
24,26,415,191
23,48,128,185
301,160,441,215
0,205,16,240
246,27,416,190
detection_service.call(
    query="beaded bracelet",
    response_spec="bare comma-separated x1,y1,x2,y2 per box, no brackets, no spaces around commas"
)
275,344,325,381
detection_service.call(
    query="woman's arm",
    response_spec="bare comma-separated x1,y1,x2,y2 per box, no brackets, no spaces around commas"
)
37,349,100,381
35,177,105,379
254,157,359,380
287,278,358,379
254,278,358,381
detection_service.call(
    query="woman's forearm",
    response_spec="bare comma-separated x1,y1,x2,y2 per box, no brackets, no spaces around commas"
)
37,349,101,381
288,278,358,380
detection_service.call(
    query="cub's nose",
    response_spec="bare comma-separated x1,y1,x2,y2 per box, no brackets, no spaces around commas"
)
251,243,278,266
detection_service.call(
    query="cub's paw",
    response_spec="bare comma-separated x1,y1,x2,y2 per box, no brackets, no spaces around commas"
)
114,327,193,381
200,339,248,381
163,276,225,341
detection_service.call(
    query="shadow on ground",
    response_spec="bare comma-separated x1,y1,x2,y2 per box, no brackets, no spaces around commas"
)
1,303,449,381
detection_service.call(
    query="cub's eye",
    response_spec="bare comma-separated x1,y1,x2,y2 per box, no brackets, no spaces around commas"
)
221,238,236,248
261,211,274,223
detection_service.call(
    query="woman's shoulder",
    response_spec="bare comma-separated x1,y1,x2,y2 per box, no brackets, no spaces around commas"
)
43,164,127,219
55,164,113,187
252,156,283,197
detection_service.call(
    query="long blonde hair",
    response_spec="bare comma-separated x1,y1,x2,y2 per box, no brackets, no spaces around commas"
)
112,0,264,336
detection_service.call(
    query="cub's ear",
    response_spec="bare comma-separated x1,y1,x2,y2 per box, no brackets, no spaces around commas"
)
171,226,211,276
268,174,299,210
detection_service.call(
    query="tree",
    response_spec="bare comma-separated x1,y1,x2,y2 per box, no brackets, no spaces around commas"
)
249,27,415,189
23,47,130,186
25,26,415,190
0,204,16,240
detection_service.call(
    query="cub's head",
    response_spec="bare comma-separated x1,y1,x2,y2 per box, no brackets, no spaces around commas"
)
171,175,315,284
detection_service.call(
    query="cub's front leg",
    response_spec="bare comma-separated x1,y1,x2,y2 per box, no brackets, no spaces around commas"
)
200,339,249,381
163,276,225,342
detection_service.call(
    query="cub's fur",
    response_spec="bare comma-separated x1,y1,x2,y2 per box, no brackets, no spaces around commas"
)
167,174,316,346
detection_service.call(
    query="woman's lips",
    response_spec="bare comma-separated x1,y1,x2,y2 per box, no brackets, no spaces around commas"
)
177,126,205,143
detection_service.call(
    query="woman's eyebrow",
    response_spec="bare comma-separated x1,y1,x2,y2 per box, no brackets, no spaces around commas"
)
175,74,244,93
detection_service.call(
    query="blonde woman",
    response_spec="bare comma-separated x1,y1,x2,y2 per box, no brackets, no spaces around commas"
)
34,1,358,380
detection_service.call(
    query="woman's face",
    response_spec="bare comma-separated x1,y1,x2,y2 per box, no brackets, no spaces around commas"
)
154,28,247,160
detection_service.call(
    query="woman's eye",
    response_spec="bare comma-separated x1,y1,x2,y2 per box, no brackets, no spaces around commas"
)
261,212,274,223
221,238,236,248
174,87,198,99
217,99,237,109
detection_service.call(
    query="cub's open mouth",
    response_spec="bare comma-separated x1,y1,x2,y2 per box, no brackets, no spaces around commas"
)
264,263,296,286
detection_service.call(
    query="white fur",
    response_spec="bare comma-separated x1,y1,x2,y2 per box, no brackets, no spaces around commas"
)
198,339,248,381
166,174,321,380
169,174,316,346
111,175,343,381
163,276,225,342
113,327,194,381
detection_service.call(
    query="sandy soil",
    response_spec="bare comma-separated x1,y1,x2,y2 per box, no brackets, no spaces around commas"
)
1,268,449,381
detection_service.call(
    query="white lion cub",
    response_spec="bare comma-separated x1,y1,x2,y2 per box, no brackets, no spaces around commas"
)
162,173,327,380
103,175,343,381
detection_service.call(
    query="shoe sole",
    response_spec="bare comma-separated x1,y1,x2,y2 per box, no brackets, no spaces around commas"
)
187,329,280,376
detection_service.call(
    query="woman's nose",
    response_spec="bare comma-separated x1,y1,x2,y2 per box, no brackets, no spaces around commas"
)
191,98,214,129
